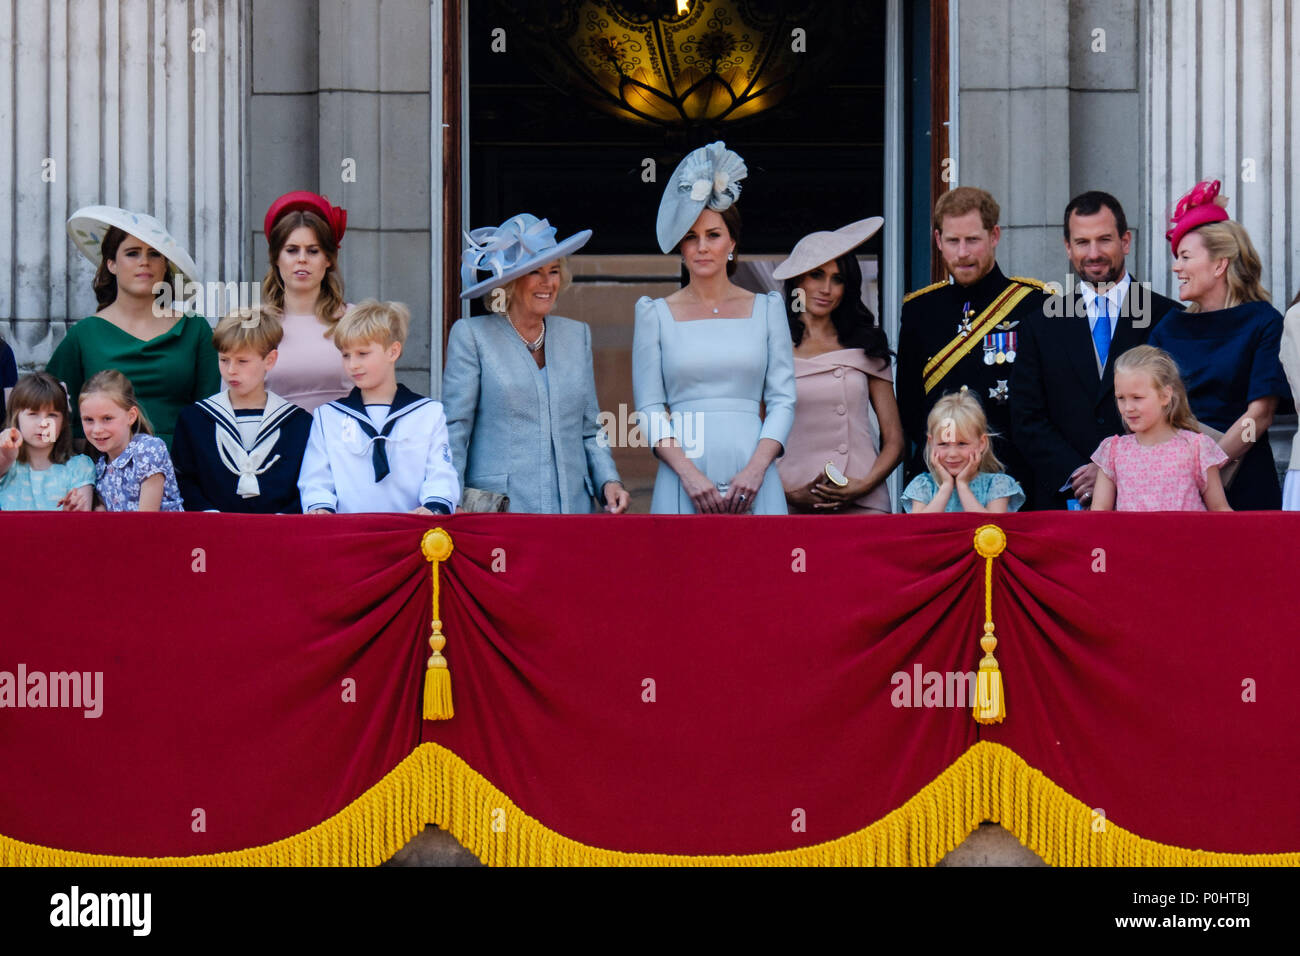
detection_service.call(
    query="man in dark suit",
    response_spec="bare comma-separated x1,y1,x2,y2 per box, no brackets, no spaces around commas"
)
1011,191,1181,509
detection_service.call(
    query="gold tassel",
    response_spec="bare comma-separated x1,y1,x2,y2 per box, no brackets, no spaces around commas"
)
972,525,1007,724
421,528,455,720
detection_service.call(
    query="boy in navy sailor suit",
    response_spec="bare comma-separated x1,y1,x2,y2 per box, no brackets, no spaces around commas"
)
172,309,312,513
298,300,460,515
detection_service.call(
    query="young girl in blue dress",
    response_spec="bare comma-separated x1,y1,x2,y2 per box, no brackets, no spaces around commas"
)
902,389,1025,513
0,372,95,510
79,370,183,512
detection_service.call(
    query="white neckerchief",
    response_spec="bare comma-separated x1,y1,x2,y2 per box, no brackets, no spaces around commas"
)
200,390,294,498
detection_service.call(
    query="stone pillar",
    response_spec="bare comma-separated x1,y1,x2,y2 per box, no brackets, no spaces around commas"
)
955,0,1072,283
1141,0,1300,308
0,0,245,371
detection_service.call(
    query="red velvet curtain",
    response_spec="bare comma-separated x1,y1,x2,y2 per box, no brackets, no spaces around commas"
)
2,513,1297,858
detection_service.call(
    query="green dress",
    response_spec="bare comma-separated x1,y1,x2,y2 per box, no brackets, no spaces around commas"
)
46,313,221,449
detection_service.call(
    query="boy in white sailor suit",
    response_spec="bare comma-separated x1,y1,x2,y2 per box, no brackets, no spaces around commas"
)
298,300,460,515
172,309,313,513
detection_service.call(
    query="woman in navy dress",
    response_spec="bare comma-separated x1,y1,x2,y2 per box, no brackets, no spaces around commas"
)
1150,181,1288,509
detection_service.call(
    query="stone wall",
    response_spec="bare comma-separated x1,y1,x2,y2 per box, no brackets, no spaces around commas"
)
956,0,1142,287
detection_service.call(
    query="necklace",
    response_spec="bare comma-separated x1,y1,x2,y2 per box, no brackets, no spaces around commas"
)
507,315,545,352
691,287,725,315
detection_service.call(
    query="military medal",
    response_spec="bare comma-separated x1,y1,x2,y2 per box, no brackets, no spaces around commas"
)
958,300,975,338
1005,330,1017,362
994,332,1007,364
982,329,997,365
989,379,1009,404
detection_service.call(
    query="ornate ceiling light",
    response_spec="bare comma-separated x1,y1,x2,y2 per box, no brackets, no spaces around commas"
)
496,0,825,127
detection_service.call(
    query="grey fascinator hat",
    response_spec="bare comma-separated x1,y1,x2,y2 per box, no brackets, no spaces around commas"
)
655,141,748,254
460,213,592,300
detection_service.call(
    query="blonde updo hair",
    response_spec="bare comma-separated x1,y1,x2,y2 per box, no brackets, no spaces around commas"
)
489,258,573,314
1113,345,1201,432
924,389,1003,486
1182,221,1270,313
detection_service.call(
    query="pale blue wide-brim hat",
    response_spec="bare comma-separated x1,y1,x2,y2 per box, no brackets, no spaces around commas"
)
460,214,592,300
655,141,749,254
67,205,202,286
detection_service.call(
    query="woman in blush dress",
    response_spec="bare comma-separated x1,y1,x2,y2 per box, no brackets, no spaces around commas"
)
260,191,352,412
773,218,903,514
1150,180,1289,510
632,141,795,515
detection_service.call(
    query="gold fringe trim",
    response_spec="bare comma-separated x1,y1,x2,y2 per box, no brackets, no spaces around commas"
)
2,742,1296,866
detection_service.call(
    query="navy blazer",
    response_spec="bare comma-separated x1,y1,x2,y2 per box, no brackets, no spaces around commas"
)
1011,277,1180,508
442,313,621,513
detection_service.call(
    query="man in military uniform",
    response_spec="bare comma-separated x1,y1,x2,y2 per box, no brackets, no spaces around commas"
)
896,187,1048,500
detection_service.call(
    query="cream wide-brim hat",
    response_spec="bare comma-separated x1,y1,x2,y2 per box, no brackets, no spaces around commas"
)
67,205,202,286
772,217,884,281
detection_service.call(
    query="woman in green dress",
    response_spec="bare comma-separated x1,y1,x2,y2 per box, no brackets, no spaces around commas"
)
48,206,220,448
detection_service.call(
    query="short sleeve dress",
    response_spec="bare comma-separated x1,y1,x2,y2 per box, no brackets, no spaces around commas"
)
632,291,796,514
1148,301,1288,509
0,455,95,511
778,349,893,514
94,433,184,511
901,471,1025,513
1091,429,1228,511
263,310,353,412
46,313,221,449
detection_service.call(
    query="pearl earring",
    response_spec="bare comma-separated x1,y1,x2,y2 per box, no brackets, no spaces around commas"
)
727,252,734,261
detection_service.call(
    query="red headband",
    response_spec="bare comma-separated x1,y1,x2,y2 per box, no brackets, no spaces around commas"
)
264,191,348,246
1166,180,1228,255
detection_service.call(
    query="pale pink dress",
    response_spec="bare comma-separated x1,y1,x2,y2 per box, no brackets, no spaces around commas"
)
778,349,892,514
264,310,353,412
1091,429,1228,511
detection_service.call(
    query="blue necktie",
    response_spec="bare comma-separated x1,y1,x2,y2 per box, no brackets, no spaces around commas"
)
1093,297,1112,369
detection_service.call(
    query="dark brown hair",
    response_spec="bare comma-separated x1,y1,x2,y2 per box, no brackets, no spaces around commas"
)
6,371,75,465
675,205,742,277
92,227,178,309
261,211,347,332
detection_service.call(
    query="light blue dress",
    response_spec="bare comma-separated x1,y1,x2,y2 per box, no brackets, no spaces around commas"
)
632,291,796,514
901,471,1025,513
0,455,95,510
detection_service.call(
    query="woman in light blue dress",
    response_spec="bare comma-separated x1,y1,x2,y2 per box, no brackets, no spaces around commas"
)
633,142,796,515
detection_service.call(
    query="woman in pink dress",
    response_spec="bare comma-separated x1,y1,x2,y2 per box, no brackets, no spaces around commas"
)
260,191,352,411
774,219,903,514
1090,346,1231,511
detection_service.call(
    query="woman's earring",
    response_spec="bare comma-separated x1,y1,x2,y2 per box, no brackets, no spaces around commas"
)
727,252,734,261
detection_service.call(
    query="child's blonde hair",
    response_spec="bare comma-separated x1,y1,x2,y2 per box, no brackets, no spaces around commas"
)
79,369,154,437
924,389,1003,486
332,299,409,349
211,307,283,356
1113,345,1200,432
6,371,75,465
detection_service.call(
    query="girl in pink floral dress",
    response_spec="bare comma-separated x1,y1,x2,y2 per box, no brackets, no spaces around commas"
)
1090,346,1231,511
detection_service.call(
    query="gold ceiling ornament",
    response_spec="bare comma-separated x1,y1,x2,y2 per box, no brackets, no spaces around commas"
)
495,0,827,128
